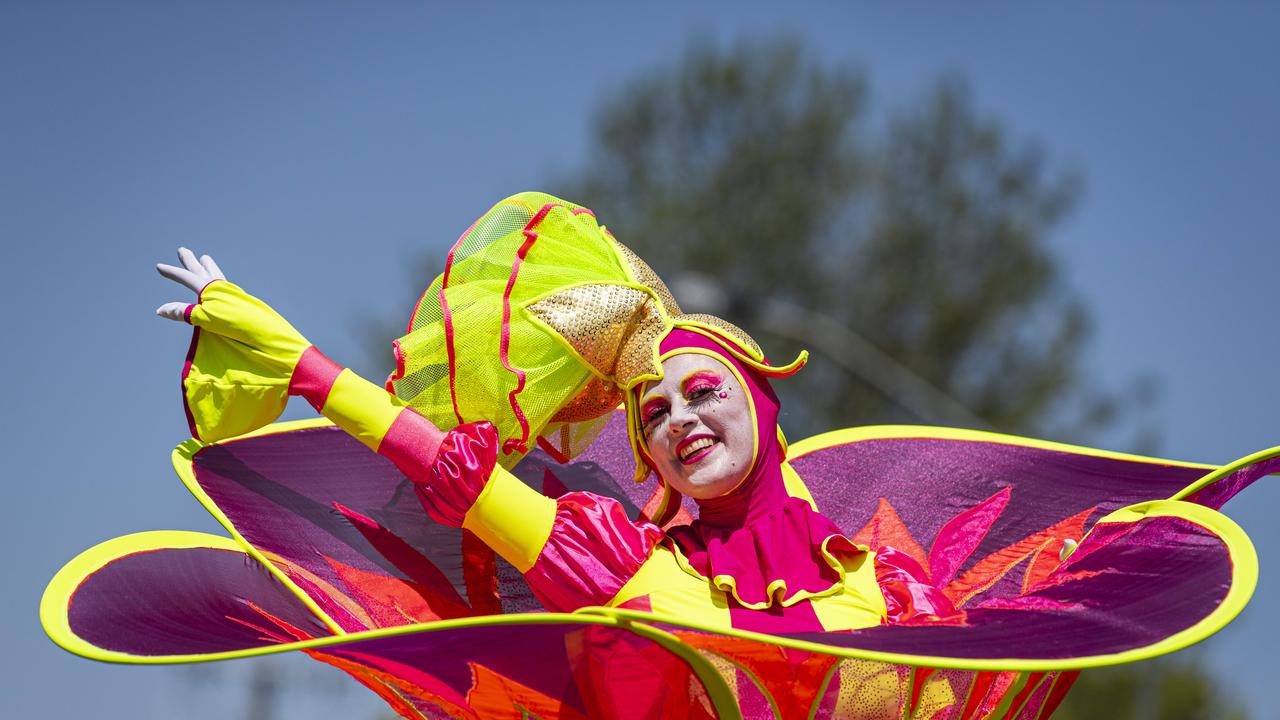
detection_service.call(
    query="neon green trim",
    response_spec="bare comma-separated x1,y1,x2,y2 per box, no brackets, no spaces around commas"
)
173,428,347,635
1168,444,1280,501
788,425,1212,470
47,572,638,666
582,500,1255,671
41,531,256,663
609,618,744,720
673,323,808,375
46,503,1253,672
808,663,841,720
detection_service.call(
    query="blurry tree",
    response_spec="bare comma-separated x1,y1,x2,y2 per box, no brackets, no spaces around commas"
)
1055,656,1248,720
560,35,1159,446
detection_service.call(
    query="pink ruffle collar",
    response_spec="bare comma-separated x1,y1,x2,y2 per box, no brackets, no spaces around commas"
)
664,495,865,609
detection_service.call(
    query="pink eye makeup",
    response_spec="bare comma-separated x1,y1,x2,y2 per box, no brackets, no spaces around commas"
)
681,371,724,396
641,397,669,425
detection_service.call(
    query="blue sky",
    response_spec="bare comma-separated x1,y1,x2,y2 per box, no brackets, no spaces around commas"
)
4,3,1279,717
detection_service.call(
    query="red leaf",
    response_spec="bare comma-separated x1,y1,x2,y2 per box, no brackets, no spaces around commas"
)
333,502,469,610
324,555,471,625
461,529,502,615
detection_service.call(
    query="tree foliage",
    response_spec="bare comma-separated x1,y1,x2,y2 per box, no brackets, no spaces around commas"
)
563,36,1152,443
1055,658,1248,720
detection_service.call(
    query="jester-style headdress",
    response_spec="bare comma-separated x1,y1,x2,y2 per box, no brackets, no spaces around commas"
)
386,192,805,519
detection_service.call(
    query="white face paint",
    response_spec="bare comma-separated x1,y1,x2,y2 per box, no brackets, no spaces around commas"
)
639,353,754,500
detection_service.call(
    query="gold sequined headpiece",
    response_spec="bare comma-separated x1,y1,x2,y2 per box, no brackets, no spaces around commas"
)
387,192,804,471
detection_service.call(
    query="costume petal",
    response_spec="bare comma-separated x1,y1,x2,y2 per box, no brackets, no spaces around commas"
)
172,419,538,627
41,531,333,661
48,417,1275,718
171,412,659,627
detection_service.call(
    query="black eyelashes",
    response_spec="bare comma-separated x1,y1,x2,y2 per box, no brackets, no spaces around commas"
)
687,385,724,406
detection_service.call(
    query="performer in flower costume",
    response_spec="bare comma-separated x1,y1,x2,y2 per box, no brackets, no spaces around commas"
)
43,193,1277,719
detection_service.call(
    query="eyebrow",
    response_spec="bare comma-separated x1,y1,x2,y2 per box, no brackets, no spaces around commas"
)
681,370,723,390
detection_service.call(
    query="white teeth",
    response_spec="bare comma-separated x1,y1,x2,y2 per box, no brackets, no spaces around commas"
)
680,437,718,461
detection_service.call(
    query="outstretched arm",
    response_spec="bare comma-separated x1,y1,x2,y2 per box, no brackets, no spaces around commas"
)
157,250,659,610
156,248,445,470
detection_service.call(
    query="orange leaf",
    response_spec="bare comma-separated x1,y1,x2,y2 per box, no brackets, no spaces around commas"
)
945,506,1095,608
851,498,929,577
1021,509,1090,595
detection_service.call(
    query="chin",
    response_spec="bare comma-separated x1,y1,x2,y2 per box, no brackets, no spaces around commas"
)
676,468,743,500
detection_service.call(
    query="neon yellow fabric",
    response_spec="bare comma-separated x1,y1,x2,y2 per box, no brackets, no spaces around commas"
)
391,192,655,469
322,369,405,451
461,466,556,572
606,544,885,632
809,549,889,631
183,281,311,441
781,461,818,511
608,546,734,627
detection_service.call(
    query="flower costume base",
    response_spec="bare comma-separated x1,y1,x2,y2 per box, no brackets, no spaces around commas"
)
43,193,1274,719
44,411,1272,719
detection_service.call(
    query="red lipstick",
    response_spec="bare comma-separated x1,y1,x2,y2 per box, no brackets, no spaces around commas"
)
676,433,720,465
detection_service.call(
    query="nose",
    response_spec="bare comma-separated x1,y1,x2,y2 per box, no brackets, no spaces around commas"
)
667,404,697,436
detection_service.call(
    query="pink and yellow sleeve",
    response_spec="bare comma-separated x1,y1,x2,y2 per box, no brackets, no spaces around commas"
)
372,419,663,612
294,374,663,611
182,280,659,612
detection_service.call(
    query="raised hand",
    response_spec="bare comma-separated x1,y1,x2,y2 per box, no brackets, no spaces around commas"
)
155,248,226,321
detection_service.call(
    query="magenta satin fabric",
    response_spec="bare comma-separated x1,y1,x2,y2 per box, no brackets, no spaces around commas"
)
874,547,964,625
287,345,344,411
655,329,873,608
525,493,663,612
418,421,661,610
414,421,498,526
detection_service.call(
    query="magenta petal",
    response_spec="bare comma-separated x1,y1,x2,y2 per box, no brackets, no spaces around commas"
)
928,486,1011,586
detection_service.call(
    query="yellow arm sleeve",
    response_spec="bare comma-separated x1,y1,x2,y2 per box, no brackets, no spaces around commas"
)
462,466,556,572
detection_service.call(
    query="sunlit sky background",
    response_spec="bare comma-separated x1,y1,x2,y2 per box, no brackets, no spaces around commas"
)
4,3,1279,718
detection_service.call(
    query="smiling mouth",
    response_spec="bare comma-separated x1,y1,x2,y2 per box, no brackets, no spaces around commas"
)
678,435,720,464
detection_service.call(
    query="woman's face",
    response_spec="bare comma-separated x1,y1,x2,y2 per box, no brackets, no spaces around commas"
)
639,353,755,499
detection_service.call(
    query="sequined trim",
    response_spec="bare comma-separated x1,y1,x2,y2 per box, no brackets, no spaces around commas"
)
675,314,764,360
610,237,684,316
527,283,668,387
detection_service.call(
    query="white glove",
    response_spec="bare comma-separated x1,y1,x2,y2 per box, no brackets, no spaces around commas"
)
155,247,226,321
